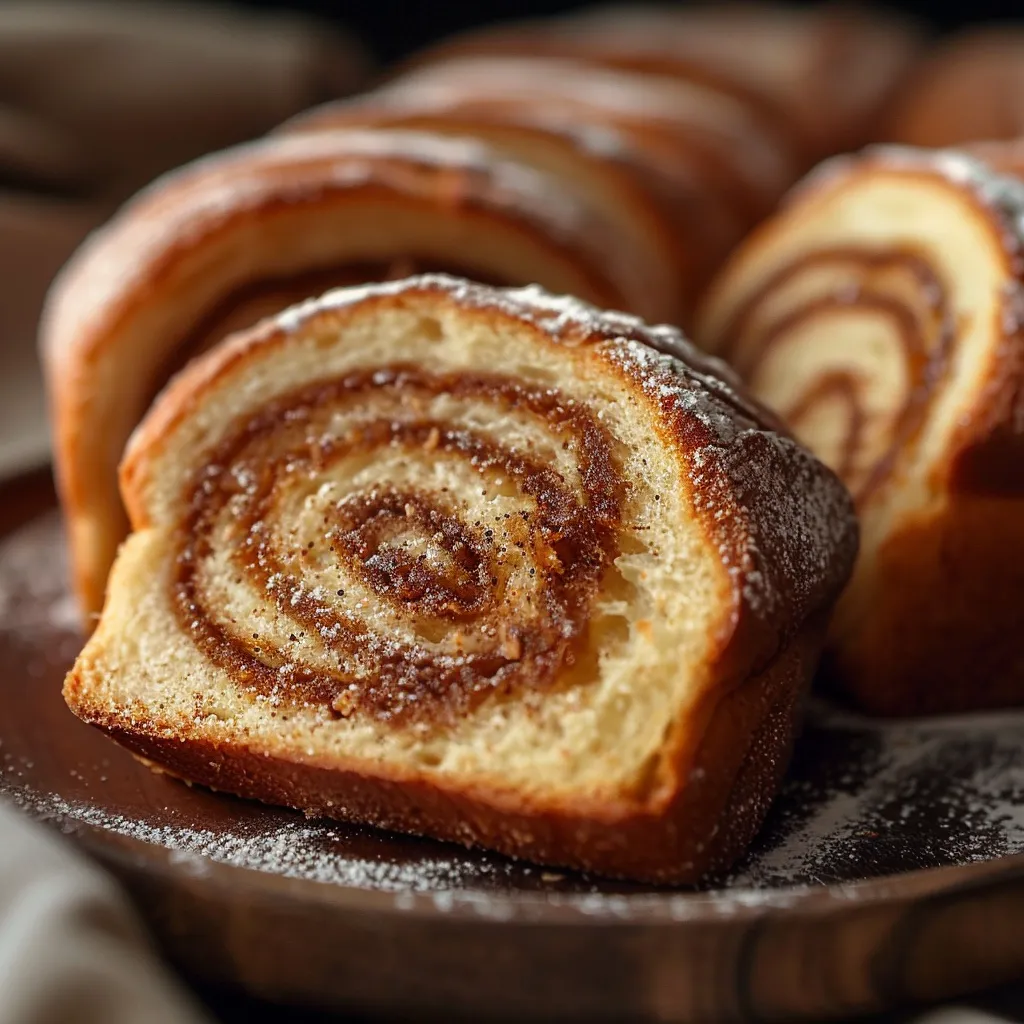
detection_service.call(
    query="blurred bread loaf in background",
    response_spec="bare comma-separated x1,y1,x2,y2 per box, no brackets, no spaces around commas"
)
0,0,368,476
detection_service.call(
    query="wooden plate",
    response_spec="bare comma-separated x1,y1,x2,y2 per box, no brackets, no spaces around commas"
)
3,471,1024,1023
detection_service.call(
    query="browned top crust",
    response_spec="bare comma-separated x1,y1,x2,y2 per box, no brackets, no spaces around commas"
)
41,129,652,369
123,274,859,709
398,2,921,161
42,128,680,619
276,94,730,312
279,94,744,298
364,56,799,223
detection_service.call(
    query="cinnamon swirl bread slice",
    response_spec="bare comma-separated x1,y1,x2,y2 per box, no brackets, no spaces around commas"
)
698,147,1024,716
66,276,857,883
43,129,676,621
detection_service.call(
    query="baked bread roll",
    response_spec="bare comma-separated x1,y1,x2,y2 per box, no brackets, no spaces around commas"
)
283,95,732,311
65,275,857,883
698,147,1024,716
43,129,678,622
404,3,921,164
886,28,1024,149
378,56,798,228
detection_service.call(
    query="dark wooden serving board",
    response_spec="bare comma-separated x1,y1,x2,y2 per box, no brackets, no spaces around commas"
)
2,471,1024,1023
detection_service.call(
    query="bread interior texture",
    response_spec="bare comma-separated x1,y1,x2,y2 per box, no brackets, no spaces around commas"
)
72,297,727,811
701,167,1009,565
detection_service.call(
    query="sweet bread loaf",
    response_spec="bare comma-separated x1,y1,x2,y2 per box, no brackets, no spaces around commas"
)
698,147,1024,716
403,3,921,164
43,129,678,621
378,56,798,229
64,275,857,882
886,28,1024,149
283,93,735,307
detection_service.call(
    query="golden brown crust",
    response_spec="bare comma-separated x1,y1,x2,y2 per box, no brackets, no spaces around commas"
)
67,617,824,884
370,56,798,227
66,277,856,883
698,147,1024,716
399,3,921,163
44,130,656,365
42,129,678,622
826,498,1024,716
280,96,737,306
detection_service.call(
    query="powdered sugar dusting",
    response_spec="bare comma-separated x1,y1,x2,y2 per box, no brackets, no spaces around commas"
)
13,793,508,894
4,471,1020,913
721,700,1024,889
275,273,735,389
0,515,79,636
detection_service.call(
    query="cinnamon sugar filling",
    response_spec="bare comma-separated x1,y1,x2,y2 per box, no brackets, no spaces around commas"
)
173,365,626,725
715,247,955,501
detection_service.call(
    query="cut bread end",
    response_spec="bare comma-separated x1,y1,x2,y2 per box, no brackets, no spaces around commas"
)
66,275,856,881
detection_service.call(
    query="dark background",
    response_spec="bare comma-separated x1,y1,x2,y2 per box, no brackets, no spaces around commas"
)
231,0,1024,63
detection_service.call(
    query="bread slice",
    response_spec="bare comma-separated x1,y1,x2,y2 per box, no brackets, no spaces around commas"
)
399,3,921,163
375,55,797,225
282,94,732,313
698,146,1024,716
42,128,674,621
65,275,857,883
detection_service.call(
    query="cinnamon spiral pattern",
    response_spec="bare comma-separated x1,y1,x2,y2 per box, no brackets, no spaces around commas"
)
175,364,623,723
68,275,857,882
710,247,954,500
699,147,1024,716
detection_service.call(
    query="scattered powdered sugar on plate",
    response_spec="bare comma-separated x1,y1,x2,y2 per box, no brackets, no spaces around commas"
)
10,791,509,894
0,512,82,650
719,700,1024,890
2,499,1023,908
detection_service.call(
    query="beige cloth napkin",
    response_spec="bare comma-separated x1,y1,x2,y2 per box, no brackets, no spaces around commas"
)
0,0,369,478
0,799,207,1024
